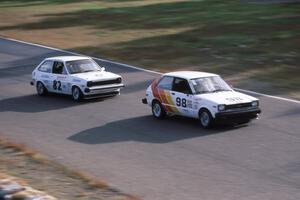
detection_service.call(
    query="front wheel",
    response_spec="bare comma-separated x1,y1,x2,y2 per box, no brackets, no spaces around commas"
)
72,86,83,101
199,109,213,128
152,100,166,119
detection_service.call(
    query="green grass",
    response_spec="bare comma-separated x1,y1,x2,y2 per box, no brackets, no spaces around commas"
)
0,0,299,98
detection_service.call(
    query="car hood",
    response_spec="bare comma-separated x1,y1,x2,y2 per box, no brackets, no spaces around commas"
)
195,90,257,105
70,71,120,81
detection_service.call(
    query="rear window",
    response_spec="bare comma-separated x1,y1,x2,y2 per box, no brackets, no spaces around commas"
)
157,76,173,90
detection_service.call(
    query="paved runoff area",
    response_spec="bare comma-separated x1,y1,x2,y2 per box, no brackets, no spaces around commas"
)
0,38,300,200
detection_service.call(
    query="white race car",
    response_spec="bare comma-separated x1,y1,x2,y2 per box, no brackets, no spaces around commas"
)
31,56,124,101
142,71,261,128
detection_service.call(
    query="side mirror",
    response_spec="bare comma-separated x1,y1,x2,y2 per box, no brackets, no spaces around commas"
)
102,67,106,71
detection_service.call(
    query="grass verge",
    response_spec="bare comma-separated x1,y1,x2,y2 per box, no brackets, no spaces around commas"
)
0,138,140,200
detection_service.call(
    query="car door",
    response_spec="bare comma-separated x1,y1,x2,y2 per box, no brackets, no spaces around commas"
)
36,60,53,91
171,77,194,117
50,61,69,94
155,76,179,114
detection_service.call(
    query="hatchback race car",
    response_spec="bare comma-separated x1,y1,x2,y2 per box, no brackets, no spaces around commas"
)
31,56,124,101
142,71,261,128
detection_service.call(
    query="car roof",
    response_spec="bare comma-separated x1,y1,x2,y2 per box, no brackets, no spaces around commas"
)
163,71,218,80
45,56,91,62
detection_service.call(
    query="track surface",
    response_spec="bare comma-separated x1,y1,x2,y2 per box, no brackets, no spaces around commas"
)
0,38,300,200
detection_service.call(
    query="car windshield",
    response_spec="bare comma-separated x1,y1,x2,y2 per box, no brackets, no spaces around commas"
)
190,76,232,94
66,59,102,74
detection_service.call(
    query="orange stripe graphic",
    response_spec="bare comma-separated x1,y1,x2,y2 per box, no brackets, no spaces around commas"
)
164,91,179,113
158,88,172,113
151,78,171,113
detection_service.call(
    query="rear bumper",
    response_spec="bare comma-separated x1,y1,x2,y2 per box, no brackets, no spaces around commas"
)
142,98,148,104
215,108,261,123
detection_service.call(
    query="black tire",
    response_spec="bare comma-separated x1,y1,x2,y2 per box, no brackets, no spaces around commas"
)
36,81,48,96
152,100,166,119
72,86,83,102
199,109,213,128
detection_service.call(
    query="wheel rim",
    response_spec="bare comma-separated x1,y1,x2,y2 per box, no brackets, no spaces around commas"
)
153,103,161,117
37,83,44,94
200,111,210,127
73,88,79,100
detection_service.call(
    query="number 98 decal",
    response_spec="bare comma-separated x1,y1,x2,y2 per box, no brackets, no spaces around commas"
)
53,80,62,91
176,97,187,107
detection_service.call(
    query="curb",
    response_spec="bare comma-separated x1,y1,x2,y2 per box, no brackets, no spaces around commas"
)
0,174,57,200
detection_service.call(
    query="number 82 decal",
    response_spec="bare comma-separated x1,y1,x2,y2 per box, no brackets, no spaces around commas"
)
53,80,62,90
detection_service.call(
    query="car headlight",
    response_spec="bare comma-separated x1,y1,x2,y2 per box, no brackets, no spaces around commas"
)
218,104,226,111
251,101,259,107
116,77,122,83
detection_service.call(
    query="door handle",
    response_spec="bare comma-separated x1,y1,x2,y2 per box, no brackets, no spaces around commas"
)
171,92,175,95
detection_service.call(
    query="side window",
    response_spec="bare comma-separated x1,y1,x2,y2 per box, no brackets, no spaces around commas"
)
62,66,68,75
172,78,192,94
52,61,65,74
157,76,174,90
38,61,52,73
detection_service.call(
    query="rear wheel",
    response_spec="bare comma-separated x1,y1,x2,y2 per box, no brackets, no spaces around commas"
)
152,100,166,119
72,86,83,101
36,81,47,96
199,109,213,128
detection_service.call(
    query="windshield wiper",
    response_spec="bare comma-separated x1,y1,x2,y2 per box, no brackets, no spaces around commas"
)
212,89,230,93
197,91,211,94
83,70,95,73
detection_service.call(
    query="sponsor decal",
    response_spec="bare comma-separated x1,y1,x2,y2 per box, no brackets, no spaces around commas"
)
187,100,193,108
226,97,243,102
57,76,66,80
182,108,188,112
72,79,81,83
41,75,49,78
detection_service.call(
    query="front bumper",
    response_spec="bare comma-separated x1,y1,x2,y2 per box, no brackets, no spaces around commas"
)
83,83,124,98
215,108,261,123
84,91,120,99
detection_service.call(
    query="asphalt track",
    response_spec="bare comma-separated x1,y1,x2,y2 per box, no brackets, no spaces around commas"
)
0,38,300,200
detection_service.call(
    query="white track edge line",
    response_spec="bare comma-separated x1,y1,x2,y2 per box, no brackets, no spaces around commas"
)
235,88,300,104
2,37,162,75
2,36,299,104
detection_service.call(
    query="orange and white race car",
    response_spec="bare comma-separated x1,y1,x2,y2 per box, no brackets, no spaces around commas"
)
142,71,261,128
